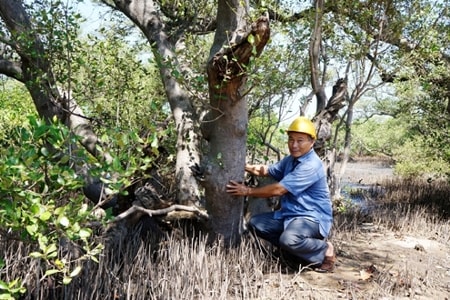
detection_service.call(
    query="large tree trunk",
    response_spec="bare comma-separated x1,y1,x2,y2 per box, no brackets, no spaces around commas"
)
202,0,270,246
110,0,201,205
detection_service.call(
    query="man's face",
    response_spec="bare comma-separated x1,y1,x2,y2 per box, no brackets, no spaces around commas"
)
287,132,314,158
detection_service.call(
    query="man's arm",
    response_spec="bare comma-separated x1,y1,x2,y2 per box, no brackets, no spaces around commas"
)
226,180,287,197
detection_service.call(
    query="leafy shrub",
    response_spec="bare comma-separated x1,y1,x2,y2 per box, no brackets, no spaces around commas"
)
0,116,104,296
393,137,450,179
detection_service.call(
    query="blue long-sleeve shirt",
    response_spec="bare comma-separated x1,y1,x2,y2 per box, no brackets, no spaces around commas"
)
268,148,333,237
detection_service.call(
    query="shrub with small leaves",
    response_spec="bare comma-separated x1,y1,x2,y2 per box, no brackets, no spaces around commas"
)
0,116,104,290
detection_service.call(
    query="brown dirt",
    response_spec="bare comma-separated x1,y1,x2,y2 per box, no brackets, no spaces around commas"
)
297,227,449,299
261,160,450,299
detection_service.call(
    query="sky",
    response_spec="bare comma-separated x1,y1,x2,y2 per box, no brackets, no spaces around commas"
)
73,1,109,36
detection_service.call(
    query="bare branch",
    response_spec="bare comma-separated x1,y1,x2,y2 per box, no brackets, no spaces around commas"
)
309,0,327,113
110,204,209,223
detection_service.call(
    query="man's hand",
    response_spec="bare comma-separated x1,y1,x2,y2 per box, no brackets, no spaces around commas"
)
226,180,251,196
245,164,268,176
227,180,287,198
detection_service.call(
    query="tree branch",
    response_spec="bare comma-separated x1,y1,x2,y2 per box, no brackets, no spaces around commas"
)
110,204,209,223
309,0,327,113
0,59,22,80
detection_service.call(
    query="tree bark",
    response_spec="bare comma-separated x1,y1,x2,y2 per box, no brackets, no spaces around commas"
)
110,0,202,205
203,0,270,246
309,0,327,112
335,98,354,198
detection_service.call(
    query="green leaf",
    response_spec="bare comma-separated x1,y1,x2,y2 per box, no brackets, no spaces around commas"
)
45,243,57,256
90,256,99,263
0,293,13,300
71,222,80,233
54,259,65,269
40,147,49,156
59,216,70,227
62,276,72,285
39,211,52,221
247,34,255,44
41,184,49,194
0,281,8,290
112,156,121,170
56,176,65,185
29,252,43,258
59,155,70,164
54,207,64,215
78,203,88,215
78,228,91,239
69,266,82,277
25,224,38,236
44,269,60,276
37,235,48,250
30,204,40,215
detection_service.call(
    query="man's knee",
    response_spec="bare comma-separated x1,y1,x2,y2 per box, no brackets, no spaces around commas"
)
279,232,306,250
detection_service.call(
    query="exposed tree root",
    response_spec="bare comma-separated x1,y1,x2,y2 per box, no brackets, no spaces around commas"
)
110,203,209,224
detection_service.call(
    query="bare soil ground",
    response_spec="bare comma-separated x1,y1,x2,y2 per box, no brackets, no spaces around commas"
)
260,160,450,300
296,226,450,299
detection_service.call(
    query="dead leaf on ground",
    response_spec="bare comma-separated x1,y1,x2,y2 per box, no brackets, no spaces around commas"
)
360,264,378,280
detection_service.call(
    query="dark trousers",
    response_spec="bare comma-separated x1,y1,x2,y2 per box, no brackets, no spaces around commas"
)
248,212,327,266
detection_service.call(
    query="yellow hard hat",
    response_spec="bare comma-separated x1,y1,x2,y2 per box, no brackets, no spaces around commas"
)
287,116,317,139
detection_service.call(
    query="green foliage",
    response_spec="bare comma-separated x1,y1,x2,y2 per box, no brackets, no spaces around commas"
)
0,113,162,292
0,97,166,293
0,80,35,141
0,116,105,288
25,0,84,88
0,261,26,300
247,115,287,163
351,117,407,158
71,30,169,138
393,136,450,179
57,20,178,169
392,67,450,179
388,1,450,178
0,78,173,296
174,32,210,105
246,21,310,109
244,21,312,162
351,110,449,179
